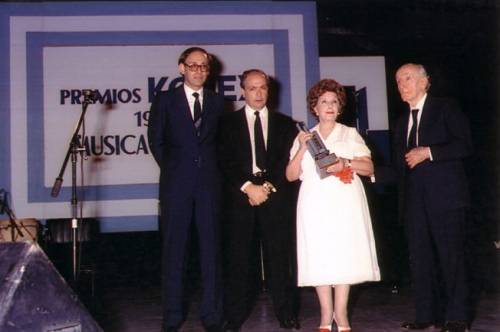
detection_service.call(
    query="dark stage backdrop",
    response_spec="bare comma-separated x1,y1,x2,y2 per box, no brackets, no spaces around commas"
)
315,0,499,291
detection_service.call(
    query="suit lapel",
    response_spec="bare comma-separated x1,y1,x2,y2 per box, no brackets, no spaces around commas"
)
395,109,410,159
199,90,214,140
403,110,411,142
418,97,433,144
266,111,277,159
235,108,253,172
175,86,197,137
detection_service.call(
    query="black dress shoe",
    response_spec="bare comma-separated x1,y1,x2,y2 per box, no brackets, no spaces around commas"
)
223,328,240,332
161,321,180,332
279,317,301,329
441,321,468,332
205,324,222,332
163,327,179,332
401,321,439,330
222,321,241,332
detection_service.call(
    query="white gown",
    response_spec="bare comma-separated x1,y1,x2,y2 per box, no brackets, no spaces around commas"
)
290,123,381,286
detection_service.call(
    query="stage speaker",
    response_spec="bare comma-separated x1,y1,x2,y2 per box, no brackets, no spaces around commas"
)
0,242,102,332
0,218,39,243
46,218,99,243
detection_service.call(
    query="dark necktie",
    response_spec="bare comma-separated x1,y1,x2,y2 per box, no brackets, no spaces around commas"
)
407,109,419,149
192,92,202,135
254,111,266,171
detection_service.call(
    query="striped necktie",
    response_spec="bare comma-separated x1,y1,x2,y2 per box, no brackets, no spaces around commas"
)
192,92,202,136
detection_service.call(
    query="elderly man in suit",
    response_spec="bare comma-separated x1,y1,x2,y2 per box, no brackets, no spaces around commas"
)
393,63,472,332
217,69,300,332
148,47,224,332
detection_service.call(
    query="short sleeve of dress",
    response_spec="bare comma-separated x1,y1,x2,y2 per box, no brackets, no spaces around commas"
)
348,127,371,158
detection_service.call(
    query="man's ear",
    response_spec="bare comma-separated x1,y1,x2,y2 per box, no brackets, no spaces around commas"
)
178,63,185,76
419,76,429,91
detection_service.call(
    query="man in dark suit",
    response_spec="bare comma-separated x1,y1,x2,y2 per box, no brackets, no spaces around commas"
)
217,69,300,331
393,63,472,332
148,47,224,332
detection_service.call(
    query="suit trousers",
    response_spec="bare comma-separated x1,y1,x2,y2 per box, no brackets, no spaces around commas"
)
160,184,223,328
405,174,467,323
223,193,296,326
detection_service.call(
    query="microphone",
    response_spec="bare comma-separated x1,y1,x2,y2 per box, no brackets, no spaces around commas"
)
51,177,63,198
82,89,98,103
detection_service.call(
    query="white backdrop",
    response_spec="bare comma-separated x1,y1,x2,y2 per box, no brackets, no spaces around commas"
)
42,44,276,188
320,56,388,131
1,3,390,232
0,2,320,231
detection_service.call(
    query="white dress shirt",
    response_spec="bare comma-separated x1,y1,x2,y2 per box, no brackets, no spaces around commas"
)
240,105,269,192
183,84,203,120
406,93,427,145
407,93,433,160
244,105,269,174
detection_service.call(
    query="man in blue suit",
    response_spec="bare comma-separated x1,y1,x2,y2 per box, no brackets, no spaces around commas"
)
393,63,472,332
148,47,224,332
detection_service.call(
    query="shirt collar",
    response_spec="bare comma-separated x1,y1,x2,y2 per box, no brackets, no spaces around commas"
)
413,93,427,111
245,105,268,117
183,84,203,98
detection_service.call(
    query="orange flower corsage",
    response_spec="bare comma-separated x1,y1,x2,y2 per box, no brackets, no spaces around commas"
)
332,166,353,184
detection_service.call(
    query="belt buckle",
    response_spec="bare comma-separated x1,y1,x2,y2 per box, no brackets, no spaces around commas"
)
253,171,265,178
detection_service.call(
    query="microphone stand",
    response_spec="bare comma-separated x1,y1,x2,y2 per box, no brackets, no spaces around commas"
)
0,191,24,241
51,91,94,282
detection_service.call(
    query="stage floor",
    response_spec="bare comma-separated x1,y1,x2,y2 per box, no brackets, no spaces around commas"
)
43,232,498,332
93,284,498,332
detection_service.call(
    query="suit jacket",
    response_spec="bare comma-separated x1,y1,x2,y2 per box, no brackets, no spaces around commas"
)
392,96,472,218
217,107,298,207
148,85,224,202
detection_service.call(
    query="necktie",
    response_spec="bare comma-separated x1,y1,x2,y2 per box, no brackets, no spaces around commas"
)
192,92,202,135
254,111,266,171
407,109,419,149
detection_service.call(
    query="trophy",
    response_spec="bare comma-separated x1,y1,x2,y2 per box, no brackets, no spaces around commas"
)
296,121,338,179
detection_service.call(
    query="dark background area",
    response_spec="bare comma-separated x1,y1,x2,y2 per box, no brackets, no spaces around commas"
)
9,0,497,317
314,0,500,292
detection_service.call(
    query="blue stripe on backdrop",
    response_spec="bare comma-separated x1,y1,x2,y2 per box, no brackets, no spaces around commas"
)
0,11,11,211
98,215,160,233
0,1,319,231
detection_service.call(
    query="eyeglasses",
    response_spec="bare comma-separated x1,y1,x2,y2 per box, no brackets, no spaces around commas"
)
183,63,210,72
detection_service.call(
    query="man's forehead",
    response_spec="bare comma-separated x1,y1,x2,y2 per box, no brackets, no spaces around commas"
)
245,76,267,87
185,52,208,63
396,65,418,77
246,81,268,89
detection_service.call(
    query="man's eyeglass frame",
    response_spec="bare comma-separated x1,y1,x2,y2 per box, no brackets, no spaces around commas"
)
183,63,210,72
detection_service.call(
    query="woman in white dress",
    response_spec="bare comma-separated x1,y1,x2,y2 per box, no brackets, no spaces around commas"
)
286,79,380,332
